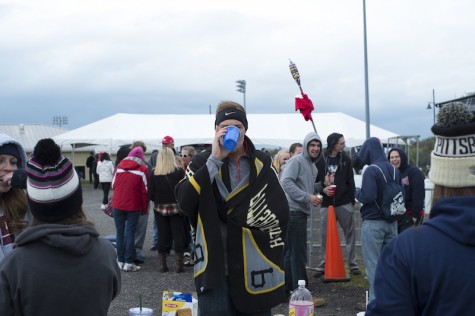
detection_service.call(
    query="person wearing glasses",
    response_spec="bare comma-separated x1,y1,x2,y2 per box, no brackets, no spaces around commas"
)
180,146,195,171
314,132,361,277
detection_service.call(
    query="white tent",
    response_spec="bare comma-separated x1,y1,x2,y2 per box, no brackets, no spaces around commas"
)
53,112,399,151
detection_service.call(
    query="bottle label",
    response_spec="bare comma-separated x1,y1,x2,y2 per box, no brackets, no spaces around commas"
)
289,301,314,316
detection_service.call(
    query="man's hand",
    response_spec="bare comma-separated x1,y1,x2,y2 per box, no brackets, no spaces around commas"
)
211,126,231,161
309,194,323,206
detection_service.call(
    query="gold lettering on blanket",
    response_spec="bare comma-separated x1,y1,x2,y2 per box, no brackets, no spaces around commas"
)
247,184,285,248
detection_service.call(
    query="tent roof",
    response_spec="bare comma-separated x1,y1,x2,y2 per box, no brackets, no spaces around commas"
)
53,112,399,150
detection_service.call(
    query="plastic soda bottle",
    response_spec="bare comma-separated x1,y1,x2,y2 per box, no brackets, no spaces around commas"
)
289,280,314,316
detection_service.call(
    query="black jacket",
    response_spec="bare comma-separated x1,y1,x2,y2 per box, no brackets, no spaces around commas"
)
316,151,355,207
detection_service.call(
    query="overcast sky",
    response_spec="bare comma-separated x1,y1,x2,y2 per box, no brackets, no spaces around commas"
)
1,0,474,139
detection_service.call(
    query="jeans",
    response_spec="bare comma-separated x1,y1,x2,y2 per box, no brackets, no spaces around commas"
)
113,209,140,264
284,211,308,292
318,203,358,271
135,202,152,251
199,277,271,316
361,219,397,303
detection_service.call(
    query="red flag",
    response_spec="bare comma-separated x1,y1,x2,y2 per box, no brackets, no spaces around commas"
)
295,93,314,121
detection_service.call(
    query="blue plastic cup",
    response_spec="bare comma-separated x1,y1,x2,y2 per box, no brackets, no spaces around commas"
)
223,126,240,150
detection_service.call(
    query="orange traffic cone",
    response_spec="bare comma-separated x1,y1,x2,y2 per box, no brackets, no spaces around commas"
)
322,205,350,282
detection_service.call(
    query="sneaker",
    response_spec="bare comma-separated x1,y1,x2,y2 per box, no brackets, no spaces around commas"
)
313,270,324,277
123,263,141,272
351,267,362,275
314,297,326,308
117,261,124,270
150,244,157,251
101,204,107,210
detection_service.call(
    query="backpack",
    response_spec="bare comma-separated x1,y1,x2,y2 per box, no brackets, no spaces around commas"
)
370,164,406,218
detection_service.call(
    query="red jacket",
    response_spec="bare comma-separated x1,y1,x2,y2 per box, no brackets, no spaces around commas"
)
111,157,149,214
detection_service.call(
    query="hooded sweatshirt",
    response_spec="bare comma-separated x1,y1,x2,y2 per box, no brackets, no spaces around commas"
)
0,224,121,316
0,133,29,261
366,196,475,316
387,148,425,215
280,132,322,215
354,137,402,221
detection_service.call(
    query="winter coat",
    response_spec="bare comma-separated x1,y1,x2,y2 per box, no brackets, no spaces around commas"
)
148,168,185,204
96,160,115,183
111,157,149,214
0,224,121,316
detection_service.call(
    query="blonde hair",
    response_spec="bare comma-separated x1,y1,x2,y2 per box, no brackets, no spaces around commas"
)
273,149,290,174
154,147,177,175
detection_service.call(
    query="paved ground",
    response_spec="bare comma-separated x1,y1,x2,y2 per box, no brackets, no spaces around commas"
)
83,183,368,316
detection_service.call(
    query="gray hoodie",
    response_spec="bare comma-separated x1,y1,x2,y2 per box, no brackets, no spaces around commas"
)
0,224,121,316
280,132,322,215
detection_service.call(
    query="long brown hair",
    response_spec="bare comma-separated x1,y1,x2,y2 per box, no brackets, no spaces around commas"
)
431,185,475,208
2,188,28,233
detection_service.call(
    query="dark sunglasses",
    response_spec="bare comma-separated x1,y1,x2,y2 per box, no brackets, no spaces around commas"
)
180,154,192,158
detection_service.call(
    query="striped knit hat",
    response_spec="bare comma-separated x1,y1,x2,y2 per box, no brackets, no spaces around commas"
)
26,138,83,222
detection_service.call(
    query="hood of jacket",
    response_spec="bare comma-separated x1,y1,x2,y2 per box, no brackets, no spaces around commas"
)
355,137,386,168
303,131,322,163
15,224,100,256
0,133,27,169
427,196,475,246
387,147,409,172
117,156,144,171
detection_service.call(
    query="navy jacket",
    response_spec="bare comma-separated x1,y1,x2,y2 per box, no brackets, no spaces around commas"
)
367,196,475,316
354,137,402,222
387,148,425,216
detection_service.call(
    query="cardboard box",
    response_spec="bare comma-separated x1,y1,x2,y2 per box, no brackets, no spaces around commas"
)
161,291,198,316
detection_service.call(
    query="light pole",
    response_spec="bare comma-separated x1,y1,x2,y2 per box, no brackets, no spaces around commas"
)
52,116,68,128
426,89,436,125
363,0,371,139
236,80,246,110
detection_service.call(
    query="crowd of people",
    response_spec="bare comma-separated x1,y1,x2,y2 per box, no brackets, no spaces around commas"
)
0,100,473,315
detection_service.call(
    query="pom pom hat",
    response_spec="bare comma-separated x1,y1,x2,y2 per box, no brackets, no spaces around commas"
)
429,102,475,188
26,138,83,222
128,146,145,161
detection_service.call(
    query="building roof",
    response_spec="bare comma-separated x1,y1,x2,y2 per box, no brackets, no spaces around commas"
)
0,124,69,152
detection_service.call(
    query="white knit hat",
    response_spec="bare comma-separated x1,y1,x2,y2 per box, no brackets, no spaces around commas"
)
429,102,475,188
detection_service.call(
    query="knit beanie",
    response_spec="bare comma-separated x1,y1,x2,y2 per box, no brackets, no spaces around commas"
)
429,102,475,187
128,146,145,161
26,138,83,222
